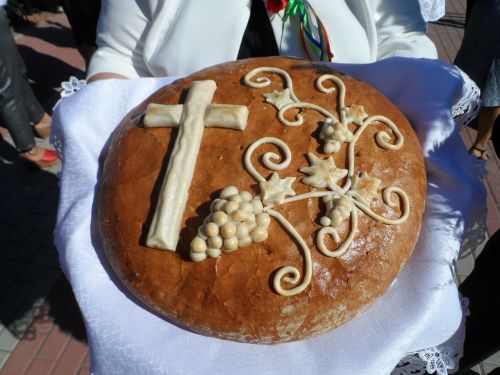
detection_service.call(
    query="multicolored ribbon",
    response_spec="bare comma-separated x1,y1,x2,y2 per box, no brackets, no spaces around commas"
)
281,0,334,62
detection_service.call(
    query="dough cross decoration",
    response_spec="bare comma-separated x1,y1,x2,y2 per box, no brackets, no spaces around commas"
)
143,80,249,251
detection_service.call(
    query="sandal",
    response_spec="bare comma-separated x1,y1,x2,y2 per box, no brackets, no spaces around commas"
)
469,146,489,161
20,147,60,168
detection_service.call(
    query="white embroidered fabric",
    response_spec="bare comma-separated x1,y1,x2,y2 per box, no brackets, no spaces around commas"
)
452,69,481,130
393,296,471,375
418,0,446,22
51,58,486,375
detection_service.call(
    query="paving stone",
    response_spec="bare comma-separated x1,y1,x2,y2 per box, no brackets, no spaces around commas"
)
8,213,41,243
37,325,71,361
11,227,51,263
0,224,15,245
18,170,56,199
0,349,10,368
18,247,57,283
1,197,38,225
0,166,29,196
0,330,47,374
38,209,57,230
0,282,32,330
0,260,25,299
0,242,20,267
31,303,55,334
77,367,92,375
483,362,500,374
51,338,88,375
20,268,61,309
24,358,56,375
472,364,484,375
47,251,61,269
2,269,61,342
0,206,9,221
0,328,20,352
32,186,60,214
7,303,43,341
456,252,475,278
484,351,500,367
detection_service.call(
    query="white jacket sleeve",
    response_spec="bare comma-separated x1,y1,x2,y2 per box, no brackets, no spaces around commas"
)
371,0,438,60
87,0,151,79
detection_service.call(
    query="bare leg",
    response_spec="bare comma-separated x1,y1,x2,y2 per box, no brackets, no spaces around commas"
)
470,106,500,160
33,112,52,139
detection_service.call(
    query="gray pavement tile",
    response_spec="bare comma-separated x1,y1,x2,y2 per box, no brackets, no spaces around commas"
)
20,268,61,310
32,186,60,214
9,269,61,339
0,270,60,345
0,225,14,244
18,248,56,283
1,197,38,225
8,300,45,340
8,213,44,243
484,351,500,366
0,206,9,220
0,349,10,368
0,242,19,265
456,252,475,278
0,165,30,196
0,261,26,299
38,209,57,231
0,161,16,182
0,329,20,352
0,281,32,334
472,364,485,375
47,252,61,270
11,227,51,263
18,170,57,199
483,362,500,374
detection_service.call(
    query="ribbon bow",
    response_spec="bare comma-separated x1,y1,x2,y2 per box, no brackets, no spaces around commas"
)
280,0,334,62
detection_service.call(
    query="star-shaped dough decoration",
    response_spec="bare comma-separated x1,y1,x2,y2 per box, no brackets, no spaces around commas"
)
350,172,382,205
344,104,368,125
260,172,296,206
300,153,348,191
264,89,295,110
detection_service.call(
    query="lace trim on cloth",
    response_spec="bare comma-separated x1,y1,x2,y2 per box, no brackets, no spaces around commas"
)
452,69,481,130
451,67,488,243
391,296,470,375
418,0,445,22
50,76,87,159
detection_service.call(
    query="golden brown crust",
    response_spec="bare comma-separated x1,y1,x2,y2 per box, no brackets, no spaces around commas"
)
98,57,426,344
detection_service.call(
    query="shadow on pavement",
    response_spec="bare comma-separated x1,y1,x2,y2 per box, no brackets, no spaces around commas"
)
0,138,87,343
17,44,83,109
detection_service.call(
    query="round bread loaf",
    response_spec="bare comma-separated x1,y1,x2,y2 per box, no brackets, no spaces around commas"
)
98,56,426,344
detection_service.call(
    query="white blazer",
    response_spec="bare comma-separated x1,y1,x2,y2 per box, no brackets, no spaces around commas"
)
88,0,437,79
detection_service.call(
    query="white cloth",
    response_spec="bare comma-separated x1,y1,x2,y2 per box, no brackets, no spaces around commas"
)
53,57,485,375
418,0,446,22
88,0,437,79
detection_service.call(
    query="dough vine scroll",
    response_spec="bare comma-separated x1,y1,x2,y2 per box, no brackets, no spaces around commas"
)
188,66,410,297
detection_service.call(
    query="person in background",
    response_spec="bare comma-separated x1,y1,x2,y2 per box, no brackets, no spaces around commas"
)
59,0,101,69
86,0,437,82
0,4,58,167
455,0,500,161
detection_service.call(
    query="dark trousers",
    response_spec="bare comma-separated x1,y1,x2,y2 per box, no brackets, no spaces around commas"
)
456,229,500,373
59,0,100,47
0,7,44,152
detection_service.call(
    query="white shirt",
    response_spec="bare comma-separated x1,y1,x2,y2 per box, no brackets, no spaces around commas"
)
88,0,437,79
